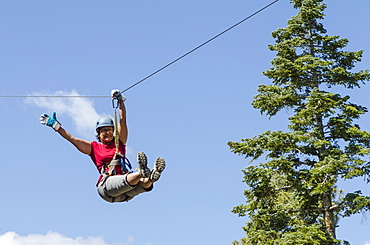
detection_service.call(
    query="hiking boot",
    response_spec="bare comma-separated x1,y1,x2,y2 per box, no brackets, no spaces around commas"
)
137,152,150,178
150,157,166,182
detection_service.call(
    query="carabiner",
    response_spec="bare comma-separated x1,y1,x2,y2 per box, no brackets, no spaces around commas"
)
112,98,119,109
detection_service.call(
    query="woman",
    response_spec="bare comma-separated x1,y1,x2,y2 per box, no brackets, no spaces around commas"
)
40,89,165,203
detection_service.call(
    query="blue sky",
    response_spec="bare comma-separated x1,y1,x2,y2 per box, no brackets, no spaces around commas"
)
1,0,370,245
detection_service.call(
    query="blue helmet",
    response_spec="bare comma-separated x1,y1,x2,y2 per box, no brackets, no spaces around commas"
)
95,116,114,131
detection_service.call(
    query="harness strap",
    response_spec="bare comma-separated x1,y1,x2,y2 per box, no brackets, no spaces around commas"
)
113,99,121,160
100,158,132,180
106,158,121,176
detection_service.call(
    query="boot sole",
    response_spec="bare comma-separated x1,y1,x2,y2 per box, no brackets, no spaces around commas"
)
137,152,151,178
150,157,166,182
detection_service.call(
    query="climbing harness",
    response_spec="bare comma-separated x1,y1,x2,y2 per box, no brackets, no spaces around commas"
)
100,97,133,180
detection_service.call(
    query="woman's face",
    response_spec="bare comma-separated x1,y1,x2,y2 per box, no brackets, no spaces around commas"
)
98,126,114,144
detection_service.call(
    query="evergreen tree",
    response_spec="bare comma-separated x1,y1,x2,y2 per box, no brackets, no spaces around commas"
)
228,0,370,244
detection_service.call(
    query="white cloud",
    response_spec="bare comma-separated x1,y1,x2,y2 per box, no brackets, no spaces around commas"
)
25,89,136,158
0,231,110,245
0,232,148,245
26,90,101,140
0,232,145,245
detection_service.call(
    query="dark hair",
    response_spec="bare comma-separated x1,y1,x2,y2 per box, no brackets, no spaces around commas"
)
96,128,102,142
96,133,101,142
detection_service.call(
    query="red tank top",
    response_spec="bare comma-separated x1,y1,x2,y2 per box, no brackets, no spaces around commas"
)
89,140,126,184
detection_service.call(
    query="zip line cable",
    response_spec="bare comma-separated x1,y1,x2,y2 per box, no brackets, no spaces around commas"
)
119,0,279,94
0,0,279,99
0,95,110,98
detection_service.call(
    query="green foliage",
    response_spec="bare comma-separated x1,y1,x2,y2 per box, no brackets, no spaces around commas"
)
229,0,370,244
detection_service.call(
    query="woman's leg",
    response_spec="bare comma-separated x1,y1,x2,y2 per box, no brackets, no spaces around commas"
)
104,173,142,195
126,172,142,186
124,178,153,201
97,172,151,202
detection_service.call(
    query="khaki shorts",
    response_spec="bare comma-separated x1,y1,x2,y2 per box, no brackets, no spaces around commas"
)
97,174,153,202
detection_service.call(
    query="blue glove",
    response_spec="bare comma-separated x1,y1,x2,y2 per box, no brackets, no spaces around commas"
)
111,89,126,102
40,112,62,131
